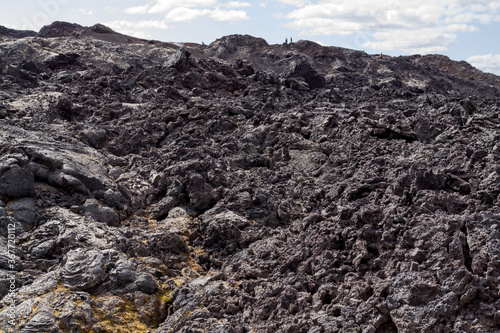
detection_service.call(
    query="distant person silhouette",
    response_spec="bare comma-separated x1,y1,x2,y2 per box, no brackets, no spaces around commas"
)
290,37,293,43
285,38,288,44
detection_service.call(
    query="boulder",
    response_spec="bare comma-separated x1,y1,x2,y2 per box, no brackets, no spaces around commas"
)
83,198,120,226
164,48,191,72
6,197,39,232
186,173,220,212
44,53,80,70
110,257,136,286
0,166,35,198
150,196,179,220
0,58,37,87
287,60,325,89
200,211,247,254
135,273,159,294
62,248,108,290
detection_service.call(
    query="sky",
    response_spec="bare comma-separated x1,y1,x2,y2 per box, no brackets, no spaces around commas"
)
1,0,500,75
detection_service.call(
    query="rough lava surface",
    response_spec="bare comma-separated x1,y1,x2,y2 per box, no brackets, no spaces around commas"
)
0,21,499,333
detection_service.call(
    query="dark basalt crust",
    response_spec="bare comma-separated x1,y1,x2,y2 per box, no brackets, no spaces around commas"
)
0,21,499,333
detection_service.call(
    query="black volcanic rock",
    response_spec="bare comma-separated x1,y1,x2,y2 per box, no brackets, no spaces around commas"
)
0,25,36,38
0,166,35,198
45,52,80,70
164,48,192,72
80,23,147,44
84,23,115,35
286,59,325,89
207,34,269,55
0,57,38,87
0,22,499,333
37,21,83,38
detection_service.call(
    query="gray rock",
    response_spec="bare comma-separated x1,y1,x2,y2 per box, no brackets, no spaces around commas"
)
30,239,56,258
494,311,500,325
102,189,125,209
164,48,192,71
287,59,325,89
187,173,220,212
83,198,120,226
22,311,60,333
80,128,108,149
109,257,136,286
0,57,38,87
47,171,88,194
200,210,245,255
150,195,179,220
62,248,108,290
6,197,39,231
108,167,123,180
0,167,35,198
135,273,158,294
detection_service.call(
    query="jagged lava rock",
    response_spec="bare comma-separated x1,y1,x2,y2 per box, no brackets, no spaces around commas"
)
0,21,499,333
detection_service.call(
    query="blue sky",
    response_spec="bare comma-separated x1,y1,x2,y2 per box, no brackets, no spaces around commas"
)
1,0,500,75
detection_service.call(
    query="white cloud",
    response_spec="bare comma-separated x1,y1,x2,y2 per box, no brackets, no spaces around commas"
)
272,0,308,6
124,5,149,14
153,0,217,13
466,54,500,75
490,2,500,11
162,6,249,22
447,12,495,24
104,20,169,38
223,1,252,8
285,17,364,36
122,0,250,24
277,0,500,53
364,28,455,54
444,24,478,32
104,6,120,13
165,7,211,22
78,9,94,15
126,0,218,14
210,7,250,21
